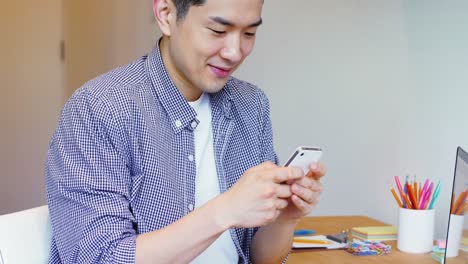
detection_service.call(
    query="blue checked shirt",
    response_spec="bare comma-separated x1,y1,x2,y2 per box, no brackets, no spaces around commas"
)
46,44,279,263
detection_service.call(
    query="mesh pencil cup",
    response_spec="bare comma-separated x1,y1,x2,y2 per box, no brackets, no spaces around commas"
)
397,207,435,253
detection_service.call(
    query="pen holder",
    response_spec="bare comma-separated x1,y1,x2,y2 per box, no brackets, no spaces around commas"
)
397,208,435,254
446,214,464,258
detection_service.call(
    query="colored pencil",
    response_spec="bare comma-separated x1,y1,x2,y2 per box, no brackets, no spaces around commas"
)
422,182,434,209
293,238,332,244
390,187,403,208
406,183,418,209
451,190,467,214
454,202,468,215
428,180,442,210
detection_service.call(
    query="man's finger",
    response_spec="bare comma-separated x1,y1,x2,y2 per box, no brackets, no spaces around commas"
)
291,194,310,214
306,162,327,179
275,198,289,209
273,167,304,183
293,178,323,192
276,184,292,198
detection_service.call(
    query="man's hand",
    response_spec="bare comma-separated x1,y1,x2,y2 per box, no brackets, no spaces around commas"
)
219,161,304,228
277,162,326,223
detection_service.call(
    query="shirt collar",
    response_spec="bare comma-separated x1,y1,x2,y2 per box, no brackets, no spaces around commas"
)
145,40,233,134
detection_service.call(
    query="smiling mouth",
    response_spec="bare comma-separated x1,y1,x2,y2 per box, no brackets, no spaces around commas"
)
209,65,232,78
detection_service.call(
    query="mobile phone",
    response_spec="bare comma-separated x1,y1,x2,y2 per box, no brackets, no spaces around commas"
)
284,146,322,175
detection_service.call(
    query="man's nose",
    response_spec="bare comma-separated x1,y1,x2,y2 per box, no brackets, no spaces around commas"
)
220,36,243,63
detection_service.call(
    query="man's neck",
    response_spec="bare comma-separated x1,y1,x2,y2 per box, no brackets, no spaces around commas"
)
159,37,202,102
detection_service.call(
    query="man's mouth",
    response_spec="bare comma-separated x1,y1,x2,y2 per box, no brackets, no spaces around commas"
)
209,65,232,78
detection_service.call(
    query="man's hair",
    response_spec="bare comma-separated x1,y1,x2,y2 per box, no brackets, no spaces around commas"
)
173,0,206,21
173,0,264,21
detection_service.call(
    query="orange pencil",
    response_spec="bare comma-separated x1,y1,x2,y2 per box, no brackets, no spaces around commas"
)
390,187,403,208
414,181,418,202
403,194,413,209
406,183,418,209
293,238,332,244
451,190,467,214
455,202,468,215
418,183,422,204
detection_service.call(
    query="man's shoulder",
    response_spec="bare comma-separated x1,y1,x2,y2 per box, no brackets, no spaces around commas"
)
226,76,269,107
67,55,151,111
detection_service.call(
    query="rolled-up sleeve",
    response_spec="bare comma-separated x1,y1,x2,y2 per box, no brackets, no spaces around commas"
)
46,88,136,263
256,89,279,165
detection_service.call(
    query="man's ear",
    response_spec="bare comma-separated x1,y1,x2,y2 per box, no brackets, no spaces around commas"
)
153,0,175,36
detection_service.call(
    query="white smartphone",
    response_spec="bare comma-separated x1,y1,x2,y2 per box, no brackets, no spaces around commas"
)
284,146,323,175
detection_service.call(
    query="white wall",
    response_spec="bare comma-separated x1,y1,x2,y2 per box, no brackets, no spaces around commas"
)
0,0,63,214
401,0,468,238
235,0,468,238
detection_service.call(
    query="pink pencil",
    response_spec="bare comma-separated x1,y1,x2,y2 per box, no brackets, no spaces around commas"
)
421,182,434,209
418,179,430,208
394,176,406,207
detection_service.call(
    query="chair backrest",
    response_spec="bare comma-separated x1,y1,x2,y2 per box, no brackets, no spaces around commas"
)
0,205,52,264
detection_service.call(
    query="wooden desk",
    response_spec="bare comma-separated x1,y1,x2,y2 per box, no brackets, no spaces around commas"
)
287,216,467,264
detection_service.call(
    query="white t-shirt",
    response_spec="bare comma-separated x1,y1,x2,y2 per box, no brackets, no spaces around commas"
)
188,93,238,264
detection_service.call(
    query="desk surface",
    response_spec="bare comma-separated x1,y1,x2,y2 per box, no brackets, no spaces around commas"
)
287,216,467,264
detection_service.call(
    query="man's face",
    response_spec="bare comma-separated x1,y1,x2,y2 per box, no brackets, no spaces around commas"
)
165,0,263,97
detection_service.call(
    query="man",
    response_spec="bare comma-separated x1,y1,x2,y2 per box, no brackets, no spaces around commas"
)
46,0,326,263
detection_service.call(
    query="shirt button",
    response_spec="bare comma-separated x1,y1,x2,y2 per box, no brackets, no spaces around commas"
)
188,155,194,162
191,121,197,129
175,120,182,128
188,204,194,211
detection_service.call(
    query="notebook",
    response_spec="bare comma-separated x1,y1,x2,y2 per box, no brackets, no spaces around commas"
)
350,226,397,241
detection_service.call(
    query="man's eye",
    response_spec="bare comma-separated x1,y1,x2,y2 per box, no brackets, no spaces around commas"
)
209,28,226,35
245,32,256,37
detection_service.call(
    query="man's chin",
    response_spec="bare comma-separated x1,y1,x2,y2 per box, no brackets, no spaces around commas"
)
201,80,229,94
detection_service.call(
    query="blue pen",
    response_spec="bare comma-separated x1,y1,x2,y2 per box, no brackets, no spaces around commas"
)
428,180,442,209
403,175,409,207
294,229,316,236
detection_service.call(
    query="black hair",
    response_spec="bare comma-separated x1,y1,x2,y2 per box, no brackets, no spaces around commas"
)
173,0,264,21
173,0,206,21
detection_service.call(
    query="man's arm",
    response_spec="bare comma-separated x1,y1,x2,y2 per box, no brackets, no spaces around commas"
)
135,195,229,263
250,220,297,264
47,90,305,263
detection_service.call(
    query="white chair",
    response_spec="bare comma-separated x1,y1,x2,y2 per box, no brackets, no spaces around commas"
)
0,205,52,264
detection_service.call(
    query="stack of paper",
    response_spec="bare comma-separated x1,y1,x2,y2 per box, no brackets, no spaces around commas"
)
350,226,397,241
460,236,468,252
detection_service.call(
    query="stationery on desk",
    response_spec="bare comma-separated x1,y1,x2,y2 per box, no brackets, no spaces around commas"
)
390,175,441,209
350,226,397,241
292,235,346,249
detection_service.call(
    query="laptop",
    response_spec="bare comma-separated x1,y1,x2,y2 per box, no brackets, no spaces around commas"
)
444,146,468,263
